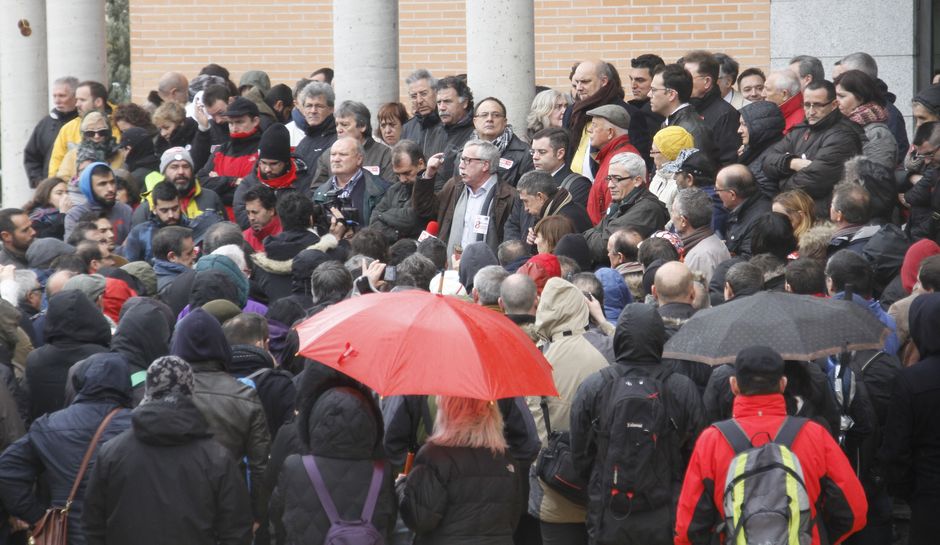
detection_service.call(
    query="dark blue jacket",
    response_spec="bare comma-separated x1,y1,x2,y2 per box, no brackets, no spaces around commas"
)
0,354,131,545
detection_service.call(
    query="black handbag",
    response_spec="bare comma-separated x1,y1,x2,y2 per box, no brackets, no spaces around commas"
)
534,397,588,506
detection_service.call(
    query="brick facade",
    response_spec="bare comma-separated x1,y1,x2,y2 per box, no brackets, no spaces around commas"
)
129,0,770,107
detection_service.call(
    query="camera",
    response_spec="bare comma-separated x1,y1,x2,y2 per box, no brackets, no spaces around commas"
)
322,189,362,228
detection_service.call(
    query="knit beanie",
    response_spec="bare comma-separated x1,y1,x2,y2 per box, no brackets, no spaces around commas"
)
160,147,194,174
901,239,940,293
913,84,940,115
653,126,694,162
259,124,291,164
142,355,194,404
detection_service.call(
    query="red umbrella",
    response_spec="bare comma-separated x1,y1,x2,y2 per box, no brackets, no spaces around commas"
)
295,291,558,400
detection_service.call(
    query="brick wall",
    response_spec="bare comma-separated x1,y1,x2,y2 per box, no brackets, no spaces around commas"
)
129,0,770,106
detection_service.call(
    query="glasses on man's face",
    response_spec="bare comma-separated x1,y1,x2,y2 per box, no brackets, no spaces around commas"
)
913,147,940,162
84,129,109,138
605,174,631,183
474,112,505,120
459,156,487,166
649,86,672,95
803,99,835,111
409,89,431,101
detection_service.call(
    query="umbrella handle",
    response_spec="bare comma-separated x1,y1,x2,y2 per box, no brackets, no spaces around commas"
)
403,452,415,475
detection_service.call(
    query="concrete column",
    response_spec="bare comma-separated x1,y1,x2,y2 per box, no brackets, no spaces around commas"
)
46,0,107,85
2,0,48,207
333,0,399,130
466,0,535,138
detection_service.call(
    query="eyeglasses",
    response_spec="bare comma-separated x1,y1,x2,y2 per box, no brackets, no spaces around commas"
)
803,99,835,111
714,186,734,193
649,86,673,94
408,89,431,101
459,156,488,165
474,112,505,120
605,174,632,183
913,147,940,161
84,129,109,138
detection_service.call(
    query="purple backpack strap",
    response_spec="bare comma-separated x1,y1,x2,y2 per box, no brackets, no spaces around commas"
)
302,455,386,523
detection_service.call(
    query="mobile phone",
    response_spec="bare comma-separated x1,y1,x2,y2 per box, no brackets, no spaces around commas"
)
384,265,397,282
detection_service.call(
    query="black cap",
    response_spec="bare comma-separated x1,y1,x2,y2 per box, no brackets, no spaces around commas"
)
259,124,291,163
223,96,260,118
734,346,785,384
119,127,151,149
677,150,717,179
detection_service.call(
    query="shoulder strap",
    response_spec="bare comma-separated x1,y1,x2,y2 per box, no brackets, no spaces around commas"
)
561,173,581,190
303,455,342,524
714,419,752,454
68,408,121,505
539,396,552,436
360,460,385,522
860,351,885,373
772,417,807,449
246,367,270,382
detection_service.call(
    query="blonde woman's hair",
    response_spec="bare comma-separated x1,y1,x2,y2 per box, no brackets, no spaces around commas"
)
80,110,108,131
526,89,569,141
427,396,507,454
773,189,815,239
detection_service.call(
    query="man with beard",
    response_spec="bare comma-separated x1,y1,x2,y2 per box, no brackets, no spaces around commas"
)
132,148,225,227
123,182,188,263
290,81,338,170
233,124,311,230
24,76,79,186
431,76,477,189
0,209,36,269
196,97,263,213
65,163,133,245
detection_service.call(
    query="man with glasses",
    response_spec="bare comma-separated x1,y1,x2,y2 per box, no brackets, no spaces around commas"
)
648,64,720,166
582,105,641,224
291,81,338,170
903,122,940,240
764,80,862,218
583,152,668,263
414,139,516,257
470,97,533,187
679,50,741,166
401,69,446,159
48,81,119,177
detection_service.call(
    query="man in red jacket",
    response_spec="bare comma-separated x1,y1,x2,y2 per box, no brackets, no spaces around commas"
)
675,346,867,545
584,104,641,224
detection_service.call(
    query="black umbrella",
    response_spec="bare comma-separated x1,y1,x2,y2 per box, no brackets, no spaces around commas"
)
662,291,888,366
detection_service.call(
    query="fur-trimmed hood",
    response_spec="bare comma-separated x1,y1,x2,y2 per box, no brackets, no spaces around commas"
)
251,234,339,275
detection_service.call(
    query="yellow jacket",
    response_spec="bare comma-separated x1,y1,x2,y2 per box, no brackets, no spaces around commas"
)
47,111,121,177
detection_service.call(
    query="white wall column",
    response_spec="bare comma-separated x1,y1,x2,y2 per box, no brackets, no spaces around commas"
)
466,0,535,137
333,0,399,131
46,0,107,86
2,0,48,207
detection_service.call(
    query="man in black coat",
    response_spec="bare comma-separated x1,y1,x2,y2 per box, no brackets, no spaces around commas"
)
401,69,445,159
570,303,705,545
881,292,940,545
369,140,432,242
716,164,772,258
292,81,338,171
23,77,79,186
648,64,720,166
0,354,132,545
529,127,592,207
680,51,742,166
504,170,592,251
25,290,111,421
83,356,252,545
763,80,863,218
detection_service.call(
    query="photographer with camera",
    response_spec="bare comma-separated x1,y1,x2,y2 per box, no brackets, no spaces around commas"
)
312,137,390,231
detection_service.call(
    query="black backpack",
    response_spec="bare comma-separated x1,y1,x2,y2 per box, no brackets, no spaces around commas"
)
593,365,678,516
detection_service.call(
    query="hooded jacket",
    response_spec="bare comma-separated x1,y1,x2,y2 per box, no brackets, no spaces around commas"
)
457,242,499,292
526,278,610,524
763,109,864,218
739,101,786,199
229,344,295,438
252,232,334,303
0,354,131,545
569,303,705,545
26,291,111,421
269,386,397,544
110,297,171,403
595,267,633,323
64,162,134,244
82,397,252,545
194,254,249,308
881,292,940,543
675,392,867,545
170,308,270,518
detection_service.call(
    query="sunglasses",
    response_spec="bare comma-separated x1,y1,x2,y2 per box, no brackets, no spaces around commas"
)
83,129,110,138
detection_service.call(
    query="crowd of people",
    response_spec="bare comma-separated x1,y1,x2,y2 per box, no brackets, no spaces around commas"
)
2,48,940,544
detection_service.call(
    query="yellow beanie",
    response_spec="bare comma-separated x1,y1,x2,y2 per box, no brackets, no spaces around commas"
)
653,126,694,161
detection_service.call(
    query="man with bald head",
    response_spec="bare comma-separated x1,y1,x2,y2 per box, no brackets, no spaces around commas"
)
653,261,697,338
498,273,539,342
715,164,770,258
158,72,190,106
761,69,804,133
312,136,390,229
564,60,651,177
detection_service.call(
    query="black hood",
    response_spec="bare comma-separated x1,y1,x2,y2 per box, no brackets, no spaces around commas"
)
112,297,171,372
171,308,232,367
71,352,133,406
229,344,274,376
613,303,666,366
291,249,338,295
739,100,785,162
44,290,111,347
124,134,160,172
301,385,384,459
263,229,320,261
132,398,211,446
188,269,240,309
911,292,940,357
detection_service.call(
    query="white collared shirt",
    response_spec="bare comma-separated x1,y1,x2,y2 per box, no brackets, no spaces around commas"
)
461,174,498,249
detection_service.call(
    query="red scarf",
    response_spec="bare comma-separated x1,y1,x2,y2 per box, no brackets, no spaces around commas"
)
243,215,283,252
258,160,298,190
849,102,888,126
230,127,260,139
